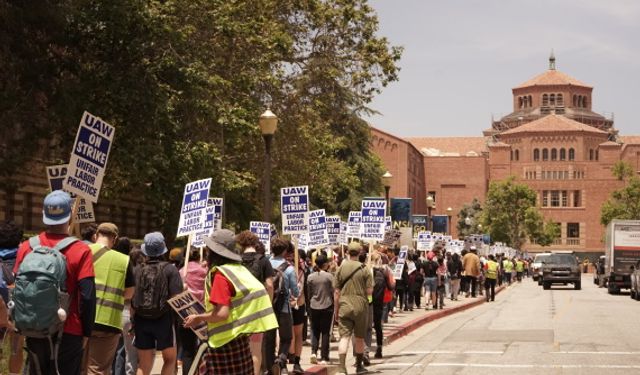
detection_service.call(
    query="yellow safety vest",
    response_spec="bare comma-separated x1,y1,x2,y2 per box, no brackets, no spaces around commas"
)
90,244,129,329
204,263,279,349
516,261,524,272
503,259,513,272
486,261,498,279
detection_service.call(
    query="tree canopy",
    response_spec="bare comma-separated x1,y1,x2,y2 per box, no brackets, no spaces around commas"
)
456,198,483,238
481,176,559,249
0,0,402,236
601,161,640,226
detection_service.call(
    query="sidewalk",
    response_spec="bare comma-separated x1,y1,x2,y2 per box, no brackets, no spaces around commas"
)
153,285,506,374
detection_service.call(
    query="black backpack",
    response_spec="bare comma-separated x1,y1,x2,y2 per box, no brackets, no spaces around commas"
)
272,262,290,312
242,252,264,283
133,261,169,319
372,268,389,303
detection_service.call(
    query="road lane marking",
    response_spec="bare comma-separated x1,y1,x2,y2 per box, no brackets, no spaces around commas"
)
553,351,640,355
403,350,504,355
428,363,640,369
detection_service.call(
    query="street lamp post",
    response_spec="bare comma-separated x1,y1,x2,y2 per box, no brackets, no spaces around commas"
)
259,109,278,223
447,207,453,235
426,195,435,231
382,171,393,209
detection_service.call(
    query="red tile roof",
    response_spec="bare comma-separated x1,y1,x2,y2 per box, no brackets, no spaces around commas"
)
500,114,607,135
406,136,487,155
620,136,640,145
515,69,591,89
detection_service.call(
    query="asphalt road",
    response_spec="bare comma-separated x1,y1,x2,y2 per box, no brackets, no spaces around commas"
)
373,274,640,374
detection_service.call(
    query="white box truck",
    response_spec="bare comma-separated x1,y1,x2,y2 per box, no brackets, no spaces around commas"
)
605,220,640,294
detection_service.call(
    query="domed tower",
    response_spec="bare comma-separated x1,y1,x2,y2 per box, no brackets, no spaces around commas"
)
488,52,614,136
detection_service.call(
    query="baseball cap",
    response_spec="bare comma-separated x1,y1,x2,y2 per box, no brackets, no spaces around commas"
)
141,232,168,257
347,241,362,255
43,190,73,226
204,229,241,262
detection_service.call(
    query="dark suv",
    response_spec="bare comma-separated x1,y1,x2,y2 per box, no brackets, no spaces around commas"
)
541,252,582,290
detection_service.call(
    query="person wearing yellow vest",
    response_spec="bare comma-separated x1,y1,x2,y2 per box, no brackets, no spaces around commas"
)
81,222,134,375
515,258,525,282
502,257,514,285
484,255,499,302
184,229,278,375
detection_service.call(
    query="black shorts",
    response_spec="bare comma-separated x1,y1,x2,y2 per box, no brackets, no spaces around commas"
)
291,304,306,326
134,312,175,350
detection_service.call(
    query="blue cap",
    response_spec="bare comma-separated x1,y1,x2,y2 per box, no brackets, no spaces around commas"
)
141,232,168,257
43,190,73,226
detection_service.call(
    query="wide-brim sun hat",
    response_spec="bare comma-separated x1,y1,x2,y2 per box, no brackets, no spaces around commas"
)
203,229,242,262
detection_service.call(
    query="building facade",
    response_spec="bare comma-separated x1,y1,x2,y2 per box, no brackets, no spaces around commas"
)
371,55,640,255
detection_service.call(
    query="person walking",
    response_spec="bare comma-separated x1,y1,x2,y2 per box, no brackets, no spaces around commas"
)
462,246,481,298
287,248,308,374
435,257,447,309
264,237,299,375
184,229,278,375
422,253,438,309
448,252,462,301
13,190,96,375
515,258,525,282
307,254,334,365
371,252,394,359
484,254,499,302
82,223,135,375
333,242,373,375
132,232,183,375
502,256,513,285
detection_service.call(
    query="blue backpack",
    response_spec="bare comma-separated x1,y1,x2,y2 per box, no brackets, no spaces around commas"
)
11,236,76,338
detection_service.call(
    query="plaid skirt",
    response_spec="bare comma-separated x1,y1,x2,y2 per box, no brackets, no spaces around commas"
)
198,335,253,375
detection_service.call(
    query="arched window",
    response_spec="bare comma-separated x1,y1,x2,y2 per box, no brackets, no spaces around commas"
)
518,97,523,108
557,93,563,106
595,149,599,161
569,148,575,160
542,148,549,161
560,148,566,160
515,150,520,161
578,96,583,108
573,95,577,106
583,96,588,108
533,149,540,161
542,94,549,106
528,95,532,107
510,150,514,161
550,94,556,106
589,149,594,160
551,148,557,161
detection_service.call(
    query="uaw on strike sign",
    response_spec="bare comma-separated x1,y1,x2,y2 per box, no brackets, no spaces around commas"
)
47,164,95,223
64,111,115,203
281,185,309,235
177,178,212,237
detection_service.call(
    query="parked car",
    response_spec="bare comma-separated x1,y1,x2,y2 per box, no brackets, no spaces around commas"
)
630,260,640,300
541,251,582,290
532,253,551,283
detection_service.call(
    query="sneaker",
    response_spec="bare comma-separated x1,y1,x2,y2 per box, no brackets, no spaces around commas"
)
356,364,369,374
363,355,371,366
293,364,304,374
310,354,318,364
374,347,383,359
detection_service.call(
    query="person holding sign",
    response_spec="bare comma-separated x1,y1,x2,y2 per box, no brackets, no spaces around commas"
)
183,229,278,375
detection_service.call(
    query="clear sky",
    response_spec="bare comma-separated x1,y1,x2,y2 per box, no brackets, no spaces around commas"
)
365,0,640,137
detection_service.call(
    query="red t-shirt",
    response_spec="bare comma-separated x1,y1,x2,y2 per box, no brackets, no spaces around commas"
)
208,271,236,307
14,232,95,336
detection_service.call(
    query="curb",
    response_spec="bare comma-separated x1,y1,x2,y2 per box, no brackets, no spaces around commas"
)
304,285,507,375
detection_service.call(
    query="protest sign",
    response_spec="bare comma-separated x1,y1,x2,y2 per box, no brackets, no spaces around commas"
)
346,211,362,238
392,245,409,280
339,221,348,245
360,199,386,241
295,233,309,252
46,164,95,223
307,209,329,248
326,216,341,245
64,111,115,203
191,205,216,248
168,291,208,340
177,178,212,237
208,198,223,230
380,229,401,247
250,221,272,254
385,216,392,232
416,231,433,251
281,186,309,235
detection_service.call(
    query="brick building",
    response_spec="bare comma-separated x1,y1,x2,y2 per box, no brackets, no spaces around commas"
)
371,54,640,255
